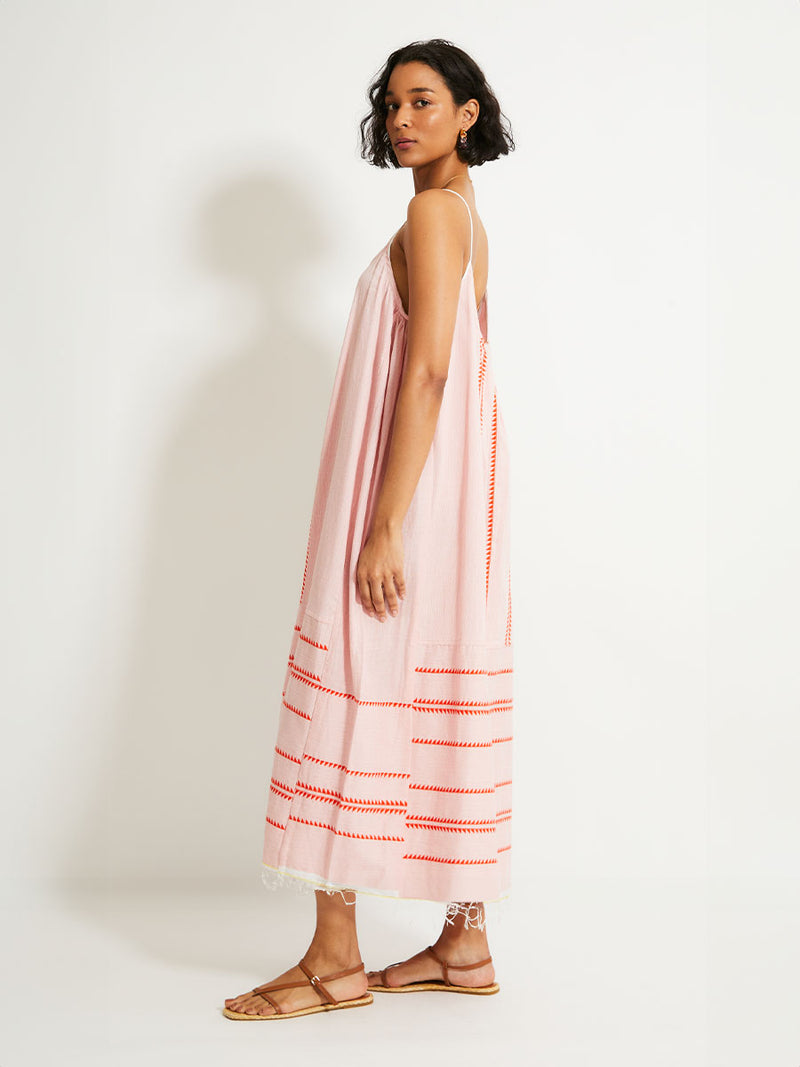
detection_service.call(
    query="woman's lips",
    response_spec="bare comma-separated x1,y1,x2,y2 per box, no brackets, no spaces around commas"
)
395,139,415,149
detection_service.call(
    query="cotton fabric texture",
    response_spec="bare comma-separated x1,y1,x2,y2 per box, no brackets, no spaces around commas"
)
262,189,513,908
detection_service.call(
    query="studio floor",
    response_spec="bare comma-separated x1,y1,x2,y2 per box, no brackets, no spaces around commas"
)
1,873,796,1066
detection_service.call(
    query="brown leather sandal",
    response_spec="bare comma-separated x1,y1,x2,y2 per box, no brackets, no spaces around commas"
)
223,959,373,1020
368,943,499,995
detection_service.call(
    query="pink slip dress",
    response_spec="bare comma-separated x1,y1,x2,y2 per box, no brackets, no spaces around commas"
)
261,188,513,907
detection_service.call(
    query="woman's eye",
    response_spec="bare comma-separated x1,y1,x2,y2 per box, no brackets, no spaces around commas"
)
386,100,431,111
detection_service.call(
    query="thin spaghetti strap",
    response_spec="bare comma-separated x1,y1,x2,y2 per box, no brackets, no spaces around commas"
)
442,187,474,270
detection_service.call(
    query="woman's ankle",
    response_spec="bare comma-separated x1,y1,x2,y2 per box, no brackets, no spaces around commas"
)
305,931,362,968
436,904,490,953
303,888,362,967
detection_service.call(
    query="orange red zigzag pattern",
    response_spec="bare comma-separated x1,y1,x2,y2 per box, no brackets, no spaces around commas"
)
411,783,498,794
293,781,407,814
266,815,508,858
266,815,509,849
412,735,512,748
415,666,512,676
478,336,488,427
299,531,310,602
404,853,497,866
283,698,311,722
270,775,511,812
269,773,512,808
294,626,329,651
406,816,496,834
288,814,404,842
271,778,511,799
275,753,509,790
272,817,514,853
299,751,410,779
275,745,301,765
289,664,414,708
289,665,512,716
268,782,512,833
270,777,293,801
268,775,512,830
414,697,512,715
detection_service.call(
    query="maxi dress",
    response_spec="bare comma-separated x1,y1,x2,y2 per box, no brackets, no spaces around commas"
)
261,189,513,909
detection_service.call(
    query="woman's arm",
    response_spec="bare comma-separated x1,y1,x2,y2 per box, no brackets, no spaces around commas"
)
356,189,467,621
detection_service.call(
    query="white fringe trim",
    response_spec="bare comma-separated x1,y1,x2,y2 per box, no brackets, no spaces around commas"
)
260,865,498,929
261,864,357,905
444,901,488,931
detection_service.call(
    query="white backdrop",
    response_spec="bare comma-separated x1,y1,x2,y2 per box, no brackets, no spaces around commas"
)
1,2,798,1062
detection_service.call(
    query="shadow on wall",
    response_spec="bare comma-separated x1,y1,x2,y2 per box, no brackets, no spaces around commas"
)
59,169,340,912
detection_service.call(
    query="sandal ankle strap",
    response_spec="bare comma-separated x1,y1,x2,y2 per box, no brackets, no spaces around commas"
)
425,944,492,986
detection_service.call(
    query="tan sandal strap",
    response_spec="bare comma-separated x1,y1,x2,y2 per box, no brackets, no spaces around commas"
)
425,943,445,966
253,988,283,1014
252,978,306,994
425,943,450,984
318,961,366,982
425,944,492,984
448,955,493,970
297,959,335,1005
251,959,365,1008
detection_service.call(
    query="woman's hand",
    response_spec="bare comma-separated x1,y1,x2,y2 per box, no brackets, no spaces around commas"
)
356,521,406,621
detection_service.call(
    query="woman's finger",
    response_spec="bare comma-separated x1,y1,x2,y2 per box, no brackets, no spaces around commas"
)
393,570,406,600
383,576,400,617
368,575,387,620
356,569,374,616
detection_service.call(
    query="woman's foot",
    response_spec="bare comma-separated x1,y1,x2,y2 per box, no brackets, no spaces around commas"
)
225,948,368,1016
366,906,495,989
225,888,366,1017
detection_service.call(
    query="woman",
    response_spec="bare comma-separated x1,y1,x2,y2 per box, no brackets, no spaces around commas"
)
224,38,515,1021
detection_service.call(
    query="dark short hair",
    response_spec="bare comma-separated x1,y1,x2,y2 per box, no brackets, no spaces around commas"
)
359,39,516,169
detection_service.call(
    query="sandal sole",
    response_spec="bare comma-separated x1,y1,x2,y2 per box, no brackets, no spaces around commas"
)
368,982,499,995
222,993,374,1019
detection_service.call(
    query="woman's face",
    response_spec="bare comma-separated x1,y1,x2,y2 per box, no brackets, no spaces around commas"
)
384,61,466,166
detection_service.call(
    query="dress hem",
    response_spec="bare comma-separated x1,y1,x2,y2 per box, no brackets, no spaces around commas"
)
260,862,510,930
